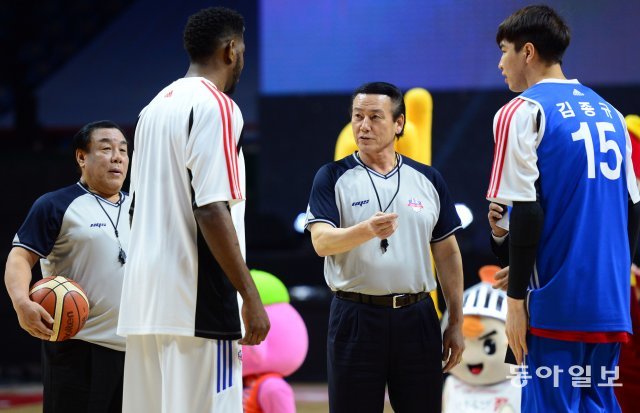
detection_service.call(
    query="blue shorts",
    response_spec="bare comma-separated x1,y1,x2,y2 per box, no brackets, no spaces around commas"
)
521,335,621,413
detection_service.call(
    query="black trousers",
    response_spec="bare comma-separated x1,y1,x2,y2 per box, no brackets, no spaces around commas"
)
328,295,443,413
42,339,125,413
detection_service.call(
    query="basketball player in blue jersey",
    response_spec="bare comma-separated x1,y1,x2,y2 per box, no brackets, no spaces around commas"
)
487,5,640,412
4,121,130,413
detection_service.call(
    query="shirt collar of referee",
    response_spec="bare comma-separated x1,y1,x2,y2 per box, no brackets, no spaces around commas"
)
76,181,124,207
353,152,402,179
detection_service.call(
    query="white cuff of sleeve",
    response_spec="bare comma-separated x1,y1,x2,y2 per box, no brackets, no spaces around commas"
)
492,232,508,245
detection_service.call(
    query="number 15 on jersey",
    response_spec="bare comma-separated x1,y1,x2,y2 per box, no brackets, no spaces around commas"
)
571,121,622,180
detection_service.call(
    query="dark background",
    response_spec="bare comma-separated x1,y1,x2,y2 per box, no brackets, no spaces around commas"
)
1,0,639,383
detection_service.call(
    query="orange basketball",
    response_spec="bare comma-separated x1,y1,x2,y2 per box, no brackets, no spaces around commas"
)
29,276,90,342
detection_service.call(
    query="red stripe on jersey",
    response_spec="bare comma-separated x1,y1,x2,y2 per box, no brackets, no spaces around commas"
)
218,91,242,198
488,98,522,197
202,80,237,198
207,82,242,199
200,80,242,199
530,327,631,343
487,99,526,198
487,101,515,197
217,89,242,198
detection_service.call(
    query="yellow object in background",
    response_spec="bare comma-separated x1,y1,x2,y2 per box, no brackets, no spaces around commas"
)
627,114,640,139
627,113,640,290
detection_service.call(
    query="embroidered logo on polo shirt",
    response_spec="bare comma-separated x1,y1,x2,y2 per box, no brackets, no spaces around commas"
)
408,198,424,212
90,223,107,228
352,199,369,207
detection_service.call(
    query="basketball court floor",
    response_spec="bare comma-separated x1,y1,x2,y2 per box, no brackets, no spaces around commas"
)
0,383,394,412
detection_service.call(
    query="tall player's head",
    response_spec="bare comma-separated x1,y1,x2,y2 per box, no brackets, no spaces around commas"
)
496,5,570,92
74,120,129,200
184,7,245,95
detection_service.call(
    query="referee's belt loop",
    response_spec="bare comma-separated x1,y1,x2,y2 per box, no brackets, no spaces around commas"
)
335,291,429,309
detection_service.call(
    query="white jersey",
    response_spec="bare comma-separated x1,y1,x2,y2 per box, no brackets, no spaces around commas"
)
118,77,245,339
14,183,130,351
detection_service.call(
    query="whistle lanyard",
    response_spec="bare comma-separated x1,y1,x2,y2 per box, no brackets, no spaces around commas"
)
358,152,401,253
91,192,127,265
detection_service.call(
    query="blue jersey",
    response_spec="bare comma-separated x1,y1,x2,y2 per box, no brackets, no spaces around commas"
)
488,79,640,333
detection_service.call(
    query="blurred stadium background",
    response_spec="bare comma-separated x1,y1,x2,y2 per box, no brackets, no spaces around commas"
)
0,0,639,404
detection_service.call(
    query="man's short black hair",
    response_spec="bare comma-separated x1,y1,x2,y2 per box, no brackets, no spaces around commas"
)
183,7,244,64
496,5,570,65
73,120,126,154
350,82,406,137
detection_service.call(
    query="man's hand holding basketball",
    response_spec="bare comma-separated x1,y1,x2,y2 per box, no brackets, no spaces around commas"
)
16,299,53,340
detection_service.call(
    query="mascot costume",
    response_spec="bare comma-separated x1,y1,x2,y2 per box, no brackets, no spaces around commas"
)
242,270,309,413
442,266,521,413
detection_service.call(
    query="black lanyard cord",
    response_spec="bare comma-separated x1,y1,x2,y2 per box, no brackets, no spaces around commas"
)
91,193,127,265
359,152,401,253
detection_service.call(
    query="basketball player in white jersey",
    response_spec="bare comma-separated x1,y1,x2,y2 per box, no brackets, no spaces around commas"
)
117,7,269,413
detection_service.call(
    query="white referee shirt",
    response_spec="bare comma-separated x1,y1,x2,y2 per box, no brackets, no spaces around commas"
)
14,183,130,351
118,77,246,340
305,154,462,295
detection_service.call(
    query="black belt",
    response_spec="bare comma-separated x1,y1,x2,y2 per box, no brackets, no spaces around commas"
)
335,290,429,309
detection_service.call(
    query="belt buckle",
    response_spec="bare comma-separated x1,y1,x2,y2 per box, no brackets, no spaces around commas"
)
392,294,406,309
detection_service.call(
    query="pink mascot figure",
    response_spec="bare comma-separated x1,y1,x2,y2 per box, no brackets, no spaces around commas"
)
242,270,309,413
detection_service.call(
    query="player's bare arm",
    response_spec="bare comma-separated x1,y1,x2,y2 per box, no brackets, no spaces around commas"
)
505,298,528,365
431,235,465,372
4,247,53,340
309,212,398,257
194,201,270,345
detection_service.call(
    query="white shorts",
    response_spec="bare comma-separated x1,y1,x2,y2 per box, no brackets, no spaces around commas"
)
122,335,242,413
